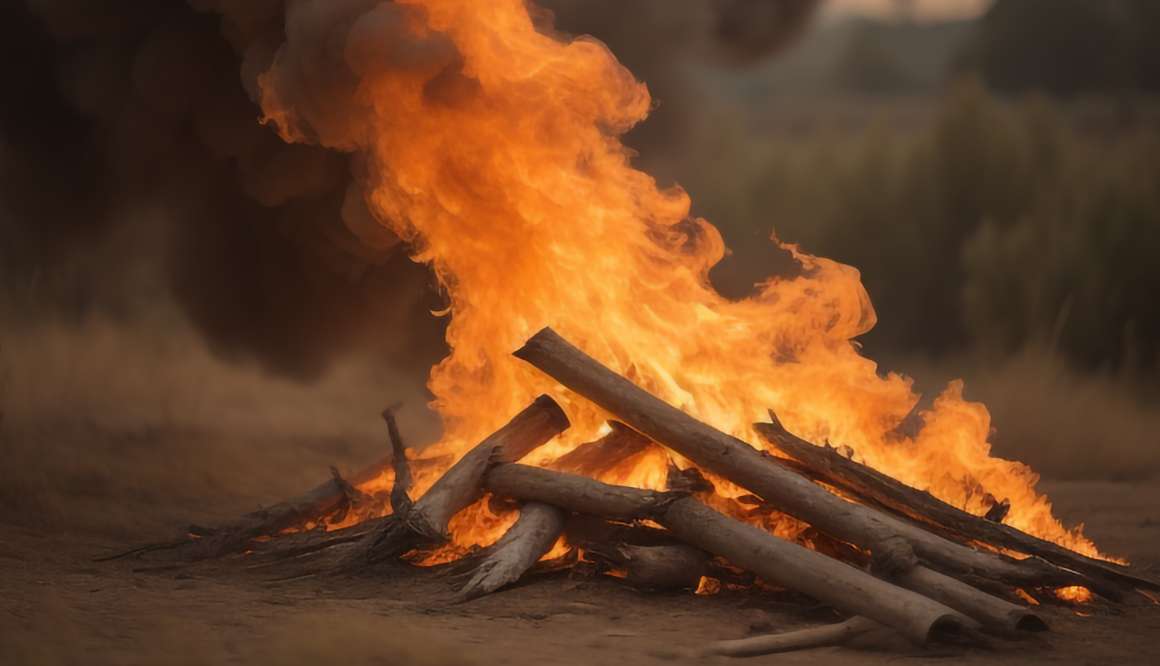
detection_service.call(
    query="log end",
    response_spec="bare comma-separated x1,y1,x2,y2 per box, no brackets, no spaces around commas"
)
529,393,571,434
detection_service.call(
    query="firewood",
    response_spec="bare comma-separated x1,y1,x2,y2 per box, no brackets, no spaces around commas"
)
703,616,881,657
513,328,1084,593
548,421,654,476
381,405,414,515
485,463,976,646
755,415,1159,599
458,502,566,601
583,542,709,590
360,395,570,563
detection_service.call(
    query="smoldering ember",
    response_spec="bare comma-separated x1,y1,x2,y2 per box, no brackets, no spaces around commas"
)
5,0,1160,664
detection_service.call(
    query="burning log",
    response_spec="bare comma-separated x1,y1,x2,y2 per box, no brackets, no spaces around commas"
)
458,502,565,600
513,328,1085,593
485,464,975,646
548,421,654,475
755,416,1160,600
703,616,882,658
361,395,570,562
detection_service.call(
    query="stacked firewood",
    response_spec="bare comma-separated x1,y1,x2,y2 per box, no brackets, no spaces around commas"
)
107,328,1160,656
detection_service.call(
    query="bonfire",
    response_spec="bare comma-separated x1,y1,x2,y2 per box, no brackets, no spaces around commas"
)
105,0,1158,657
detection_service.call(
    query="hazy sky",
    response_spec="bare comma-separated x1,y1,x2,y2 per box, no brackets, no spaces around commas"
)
826,0,991,21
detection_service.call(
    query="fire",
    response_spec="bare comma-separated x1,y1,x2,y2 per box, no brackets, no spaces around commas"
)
257,0,1104,560
1055,586,1094,604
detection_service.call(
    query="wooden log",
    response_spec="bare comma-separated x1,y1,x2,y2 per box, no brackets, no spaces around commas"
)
755,416,1159,597
548,421,654,476
703,616,881,657
485,464,975,646
513,328,1081,591
458,502,565,601
584,542,709,590
361,395,570,562
895,566,1047,634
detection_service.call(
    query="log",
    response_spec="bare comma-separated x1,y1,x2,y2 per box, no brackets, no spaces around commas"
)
458,502,566,600
548,421,654,476
485,464,975,646
895,566,1047,634
703,616,881,657
514,328,1082,591
755,417,1159,597
584,542,709,590
361,395,570,562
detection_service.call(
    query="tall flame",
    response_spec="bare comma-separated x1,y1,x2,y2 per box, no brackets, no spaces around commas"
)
259,0,1101,558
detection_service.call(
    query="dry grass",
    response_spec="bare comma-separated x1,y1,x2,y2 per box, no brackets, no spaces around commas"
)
0,314,438,539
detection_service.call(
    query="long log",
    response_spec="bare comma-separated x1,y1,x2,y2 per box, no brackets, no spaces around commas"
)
485,464,974,646
458,502,565,600
896,566,1047,634
703,616,881,657
514,328,1082,592
362,395,570,562
756,417,1159,597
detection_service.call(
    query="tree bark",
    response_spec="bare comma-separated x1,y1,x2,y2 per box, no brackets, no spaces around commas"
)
485,463,975,646
458,502,565,601
362,395,570,562
513,327,1081,591
756,417,1157,598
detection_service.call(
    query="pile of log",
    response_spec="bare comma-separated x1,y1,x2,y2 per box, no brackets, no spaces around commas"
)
106,327,1160,657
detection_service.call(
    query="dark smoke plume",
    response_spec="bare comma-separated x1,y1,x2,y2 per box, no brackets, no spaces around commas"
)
0,0,817,381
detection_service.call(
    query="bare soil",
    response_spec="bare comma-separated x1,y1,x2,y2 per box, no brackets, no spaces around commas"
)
2,474,1158,665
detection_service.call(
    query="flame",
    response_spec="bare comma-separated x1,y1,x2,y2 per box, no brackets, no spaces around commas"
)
257,0,1105,560
1055,586,1094,604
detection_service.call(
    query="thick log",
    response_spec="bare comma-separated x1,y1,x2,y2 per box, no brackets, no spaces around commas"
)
458,502,565,600
896,566,1047,634
485,464,975,646
704,616,881,657
382,407,414,515
362,395,570,562
514,328,1080,591
756,417,1159,597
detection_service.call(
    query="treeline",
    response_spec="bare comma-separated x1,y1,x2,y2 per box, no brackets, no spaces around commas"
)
967,0,1160,95
700,82,1160,378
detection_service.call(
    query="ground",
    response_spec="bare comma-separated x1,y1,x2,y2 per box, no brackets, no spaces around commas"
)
2,476,1158,666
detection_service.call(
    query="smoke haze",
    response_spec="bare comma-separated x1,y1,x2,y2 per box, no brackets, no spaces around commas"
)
0,0,818,385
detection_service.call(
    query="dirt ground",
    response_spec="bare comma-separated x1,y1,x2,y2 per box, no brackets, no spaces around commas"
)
3,473,1159,665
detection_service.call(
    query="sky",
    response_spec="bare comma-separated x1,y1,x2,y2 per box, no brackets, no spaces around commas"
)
826,0,991,21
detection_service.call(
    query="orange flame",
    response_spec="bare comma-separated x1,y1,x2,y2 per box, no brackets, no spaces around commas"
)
257,0,1104,560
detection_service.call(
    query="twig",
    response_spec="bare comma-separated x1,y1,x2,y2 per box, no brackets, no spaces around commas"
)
382,404,414,516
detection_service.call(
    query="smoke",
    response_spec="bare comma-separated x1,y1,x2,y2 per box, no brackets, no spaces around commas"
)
0,0,817,382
